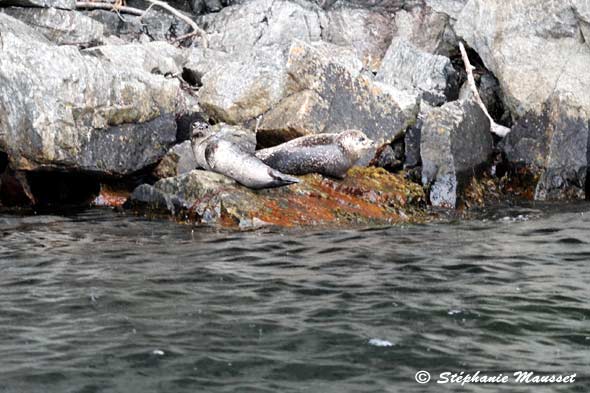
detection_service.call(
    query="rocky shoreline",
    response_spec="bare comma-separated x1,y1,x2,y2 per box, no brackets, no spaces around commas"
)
1,0,589,228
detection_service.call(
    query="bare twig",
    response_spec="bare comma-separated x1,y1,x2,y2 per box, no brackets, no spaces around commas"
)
76,1,144,16
459,42,510,137
171,31,197,44
142,0,208,47
75,0,208,47
138,2,156,22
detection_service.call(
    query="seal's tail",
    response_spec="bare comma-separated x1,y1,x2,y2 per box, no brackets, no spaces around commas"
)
267,169,300,188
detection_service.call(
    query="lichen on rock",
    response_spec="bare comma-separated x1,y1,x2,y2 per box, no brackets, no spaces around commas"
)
126,167,427,228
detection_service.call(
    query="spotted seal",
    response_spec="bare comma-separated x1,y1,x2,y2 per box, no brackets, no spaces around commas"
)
191,130,300,189
255,130,375,179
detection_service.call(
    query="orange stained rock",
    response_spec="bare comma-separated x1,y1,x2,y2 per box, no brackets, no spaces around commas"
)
93,185,130,207
232,167,425,227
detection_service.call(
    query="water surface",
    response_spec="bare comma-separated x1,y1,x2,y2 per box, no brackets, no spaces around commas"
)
1,204,589,392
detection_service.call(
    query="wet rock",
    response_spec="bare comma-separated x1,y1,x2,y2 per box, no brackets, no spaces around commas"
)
198,0,326,54
0,13,182,175
420,96,492,208
393,5,457,57
376,38,458,106
126,184,185,215
0,0,75,10
257,40,419,147
1,7,104,46
455,0,590,199
323,6,394,71
500,95,589,200
126,167,426,228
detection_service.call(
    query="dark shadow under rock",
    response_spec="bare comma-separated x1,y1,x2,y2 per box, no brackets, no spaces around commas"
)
0,169,35,206
27,171,100,207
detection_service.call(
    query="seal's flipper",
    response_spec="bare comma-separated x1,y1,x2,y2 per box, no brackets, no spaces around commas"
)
267,168,300,188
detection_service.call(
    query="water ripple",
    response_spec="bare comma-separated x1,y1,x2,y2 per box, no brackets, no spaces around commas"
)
0,205,589,392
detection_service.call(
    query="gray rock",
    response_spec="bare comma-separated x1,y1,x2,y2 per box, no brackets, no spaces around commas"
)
83,10,147,42
257,40,419,147
0,0,75,10
420,97,492,208
257,90,328,146
455,0,590,199
84,42,187,76
322,0,404,12
197,48,288,124
1,7,104,46
154,169,235,203
309,41,364,77
198,0,326,54
127,184,185,215
425,0,468,21
376,38,458,106
141,7,192,42
404,101,434,169
456,0,590,117
500,95,588,200
323,6,393,71
127,169,239,222
154,140,198,179
75,114,177,174
0,13,182,175
183,47,234,86
393,5,457,57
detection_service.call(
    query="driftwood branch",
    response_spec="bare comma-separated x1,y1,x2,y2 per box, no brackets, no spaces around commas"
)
75,0,208,47
459,42,510,137
142,0,208,47
76,1,144,16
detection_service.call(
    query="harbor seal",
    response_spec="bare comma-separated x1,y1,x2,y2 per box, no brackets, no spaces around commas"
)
255,130,375,179
191,131,300,189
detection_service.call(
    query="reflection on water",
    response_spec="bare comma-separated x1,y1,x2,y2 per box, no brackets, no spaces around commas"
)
0,204,589,392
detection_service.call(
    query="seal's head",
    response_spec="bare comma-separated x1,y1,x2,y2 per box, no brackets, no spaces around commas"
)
336,130,375,161
191,121,212,140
